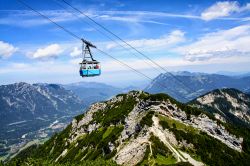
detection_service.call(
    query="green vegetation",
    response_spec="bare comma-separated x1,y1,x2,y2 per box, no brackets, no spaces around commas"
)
150,134,177,165
150,135,171,158
137,134,177,166
116,93,127,97
222,122,250,154
159,120,169,130
142,93,174,101
59,125,124,162
162,120,250,166
103,126,115,139
168,162,193,166
7,124,123,165
155,154,177,165
93,95,137,126
139,111,154,128
74,113,85,122
136,145,150,165
5,158,117,166
159,115,198,133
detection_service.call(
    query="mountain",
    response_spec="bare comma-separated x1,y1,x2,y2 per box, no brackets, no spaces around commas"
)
8,91,250,165
189,88,250,126
63,82,141,106
0,82,85,159
0,82,84,124
216,71,250,77
145,71,250,102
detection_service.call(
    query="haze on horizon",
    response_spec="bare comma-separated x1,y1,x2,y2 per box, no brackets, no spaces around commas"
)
1,0,250,86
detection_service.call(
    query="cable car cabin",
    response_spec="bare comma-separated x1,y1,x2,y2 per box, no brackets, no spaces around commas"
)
79,61,101,77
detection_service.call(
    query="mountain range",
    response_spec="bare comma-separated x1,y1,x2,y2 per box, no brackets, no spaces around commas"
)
0,82,84,159
145,71,250,102
63,82,123,106
0,82,84,124
63,82,143,105
7,89,250,166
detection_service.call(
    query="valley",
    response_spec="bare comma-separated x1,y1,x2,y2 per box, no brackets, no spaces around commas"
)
0,109,83,161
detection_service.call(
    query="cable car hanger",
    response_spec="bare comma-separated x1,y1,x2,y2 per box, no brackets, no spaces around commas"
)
81,38,96,62
79,39,101,77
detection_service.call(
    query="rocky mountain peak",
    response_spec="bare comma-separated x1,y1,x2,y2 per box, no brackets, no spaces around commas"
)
0,82,84,123
190,88,250,125
14,82,29,87
13,90,250,166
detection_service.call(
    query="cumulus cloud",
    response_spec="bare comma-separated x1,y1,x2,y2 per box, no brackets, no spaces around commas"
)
30,44,63,59
0,41,17,58
201,1,250,21
106,30,185,50
176,25,250,61
70,47,81,57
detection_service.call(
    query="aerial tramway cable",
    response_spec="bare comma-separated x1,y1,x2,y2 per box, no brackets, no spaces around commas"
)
17,0,188,100
52,0,164,74
60,0,197,95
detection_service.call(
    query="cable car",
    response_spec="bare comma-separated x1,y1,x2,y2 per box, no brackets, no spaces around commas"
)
79,39,101,77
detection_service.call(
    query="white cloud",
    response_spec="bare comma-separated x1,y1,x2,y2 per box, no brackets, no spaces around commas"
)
201,1,250,21
176,25,250,61
0,9,200,28
2,8,249,28
30,44,63,59
106,30,185,50
0,41,18,58
99,10,200,20
97,14,172,26
70,47,81,57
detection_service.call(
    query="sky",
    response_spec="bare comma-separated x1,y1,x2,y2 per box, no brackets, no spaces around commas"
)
1,0,250,87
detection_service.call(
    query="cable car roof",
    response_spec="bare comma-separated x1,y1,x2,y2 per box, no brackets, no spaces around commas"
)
80,60,100,64
81,38,96,48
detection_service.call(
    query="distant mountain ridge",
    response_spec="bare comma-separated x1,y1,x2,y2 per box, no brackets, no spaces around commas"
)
145,71,250,102
63,82,141,105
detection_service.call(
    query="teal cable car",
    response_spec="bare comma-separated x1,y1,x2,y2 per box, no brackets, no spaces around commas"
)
79,39,101,77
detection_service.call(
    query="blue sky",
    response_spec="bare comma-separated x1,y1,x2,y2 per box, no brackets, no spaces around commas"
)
1,0,250,87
